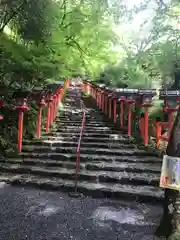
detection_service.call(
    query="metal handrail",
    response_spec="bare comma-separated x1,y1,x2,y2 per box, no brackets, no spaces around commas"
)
75,98,86,193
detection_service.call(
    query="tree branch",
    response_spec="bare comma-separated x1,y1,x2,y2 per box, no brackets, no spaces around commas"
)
60,0,67,26
59,0,66,9
66,36,85,57
71,38,85,53
62,22,73,29
0,0,27,32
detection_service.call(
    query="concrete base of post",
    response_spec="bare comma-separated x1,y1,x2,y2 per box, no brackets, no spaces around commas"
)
68,192,84,198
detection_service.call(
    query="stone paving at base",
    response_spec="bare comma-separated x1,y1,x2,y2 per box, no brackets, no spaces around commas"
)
0,184,163,240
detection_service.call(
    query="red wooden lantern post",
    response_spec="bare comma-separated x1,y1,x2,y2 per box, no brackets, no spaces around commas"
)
93,86,96,99
37,95,47,138
99,88,102,109
53,86,62,122
0,113,3,122
98,89,100,108
117,89,127,129
101,91,105,113
0,100,7,109
67,79,70,87
108,93,113,119
97,88,100,108
0,100,7,122
55,89,60,119
83,82,86,93
85,82,88,93
96,88,99,107
160,90,179,139
46,94,53,133
53,94,57,122
96,88,98,107
138,89,156,145
118,88,138,136
140,113,145,137
125,99,135,137
98,88,101,109
50,94,55,126
152,89,180,148
113,96,117,123
60,87,63,102
104,92,108,115
87,82,90,95
118,98,126,129
144,105,151,145
90,85,93,98
89,83,92,97
55,88,62,117
13,98,29,152
90,84,93,97
164,105,178,139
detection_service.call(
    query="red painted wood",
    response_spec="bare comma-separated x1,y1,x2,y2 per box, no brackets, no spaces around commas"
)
128,103,132,137
46,102,51,133
144,106,149,145
120,101,124,128
113,99,116,122
37,108,42,137
18,110,23,153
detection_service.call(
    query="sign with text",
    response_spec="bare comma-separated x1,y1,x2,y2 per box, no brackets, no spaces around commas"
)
160,155,180,191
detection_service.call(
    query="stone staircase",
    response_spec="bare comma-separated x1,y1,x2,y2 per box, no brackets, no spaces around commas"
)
0,88,164,203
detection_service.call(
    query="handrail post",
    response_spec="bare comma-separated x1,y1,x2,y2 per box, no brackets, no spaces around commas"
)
128,103,132,136
140,113,145,138
105,93,108,115
113,98,116,123
37,96,47,138
13,98,29,153
74,98,86,194
118,98,125,129
108,95,112,119
156,122,162,148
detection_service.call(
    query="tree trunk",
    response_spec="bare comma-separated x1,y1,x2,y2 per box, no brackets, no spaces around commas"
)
156,106,180,239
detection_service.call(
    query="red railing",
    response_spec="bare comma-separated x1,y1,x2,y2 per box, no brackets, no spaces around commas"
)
75,99,86,192
83,81,178,150
152,121,169,148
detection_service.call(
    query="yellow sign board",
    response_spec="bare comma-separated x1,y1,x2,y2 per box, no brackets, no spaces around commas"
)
160,155,180,191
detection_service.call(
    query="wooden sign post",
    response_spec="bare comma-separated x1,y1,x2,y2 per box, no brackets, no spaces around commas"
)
160,155,180,190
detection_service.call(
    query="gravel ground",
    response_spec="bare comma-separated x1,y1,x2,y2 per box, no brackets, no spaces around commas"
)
0,184,163,240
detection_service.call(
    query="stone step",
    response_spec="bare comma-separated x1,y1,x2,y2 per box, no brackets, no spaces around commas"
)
56,126,115,131
54,127,119,132
21,145,158,157
15,152,161,163
58,117,104,122
62,108,83,112
57,121,110,126
5,173,164,203
45,132,127,138
0,158,161,173
59,113,104,118
23,140,136,149
56,122,112,127
59,112,103,116
57,118,107,123
60,113,83,117
38,136,133,144
58,118,105,122
26,141,137,153
50,128,123,134
0,163,160,186
85,161,161,173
